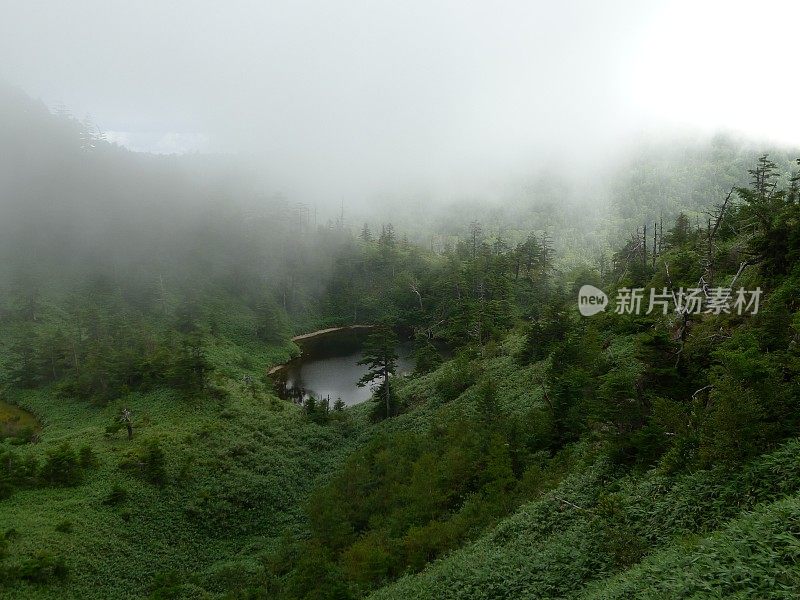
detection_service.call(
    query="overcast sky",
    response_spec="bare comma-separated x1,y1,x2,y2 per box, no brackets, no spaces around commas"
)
2,0,799,203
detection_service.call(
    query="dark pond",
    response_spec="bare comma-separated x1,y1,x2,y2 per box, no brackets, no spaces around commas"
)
271,327,414,406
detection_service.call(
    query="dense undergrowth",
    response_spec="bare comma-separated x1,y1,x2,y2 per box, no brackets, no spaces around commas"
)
369,438,800,599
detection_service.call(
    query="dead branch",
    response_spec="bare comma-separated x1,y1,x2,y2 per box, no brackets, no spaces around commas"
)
709,187,735,241
409,279,423,310
728,261,750,289
552,495,590,512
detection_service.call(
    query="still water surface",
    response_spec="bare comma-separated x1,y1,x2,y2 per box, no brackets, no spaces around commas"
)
272,327,413,406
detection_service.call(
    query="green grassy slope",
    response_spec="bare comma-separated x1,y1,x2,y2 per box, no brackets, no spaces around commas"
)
368,437,800,600
580,495,800,599
0,380,369,599
0,292,377,599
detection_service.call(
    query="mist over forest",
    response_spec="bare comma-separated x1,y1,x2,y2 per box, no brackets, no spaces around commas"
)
1,2,800,599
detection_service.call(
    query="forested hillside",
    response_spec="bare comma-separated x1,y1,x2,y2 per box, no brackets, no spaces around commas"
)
1,88,799,599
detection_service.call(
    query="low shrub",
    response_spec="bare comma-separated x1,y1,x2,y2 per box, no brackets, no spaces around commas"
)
16,552,69,584
39,443,83,487
103,484,128,506
120,440,167,486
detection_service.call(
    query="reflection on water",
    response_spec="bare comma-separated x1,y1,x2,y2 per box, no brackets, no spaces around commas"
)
272,328,413,406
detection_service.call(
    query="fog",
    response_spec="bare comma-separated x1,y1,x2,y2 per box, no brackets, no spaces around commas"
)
3,0,798,208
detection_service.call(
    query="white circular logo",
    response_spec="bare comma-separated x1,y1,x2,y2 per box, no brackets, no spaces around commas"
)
577,285,608,316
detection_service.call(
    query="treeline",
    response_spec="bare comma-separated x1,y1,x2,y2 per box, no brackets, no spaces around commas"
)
608,134,799,236
323,220,555,344
1,284,212,404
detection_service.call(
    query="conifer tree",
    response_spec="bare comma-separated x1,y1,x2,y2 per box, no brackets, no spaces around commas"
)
357,325,399,419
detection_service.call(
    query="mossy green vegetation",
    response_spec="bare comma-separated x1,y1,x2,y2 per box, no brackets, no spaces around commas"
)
0,381,369,598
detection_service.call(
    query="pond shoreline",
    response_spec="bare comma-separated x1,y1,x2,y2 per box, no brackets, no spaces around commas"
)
291,324,372,342
267,324,373,375
0,399,41,442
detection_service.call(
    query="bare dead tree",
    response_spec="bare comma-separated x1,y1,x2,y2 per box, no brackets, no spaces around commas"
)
704,217,714,287
120,408,133,440
702,187,735,287
643,223,648,266
728,260,750,289
409,278,423,311
708,187,735,241
663,261,690,366
651,220,658,269
664,255,751,369
469,220,482,260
